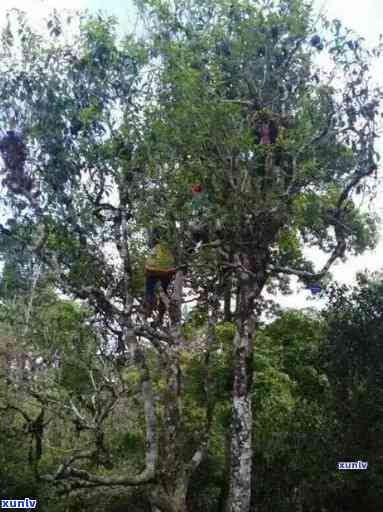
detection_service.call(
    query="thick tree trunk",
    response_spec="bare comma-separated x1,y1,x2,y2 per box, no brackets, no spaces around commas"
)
153,270,189,512
159,347,183,480
154,347,189,512
152,271,212,512
226,330,253,512
150,483,187,512
227,277,257,512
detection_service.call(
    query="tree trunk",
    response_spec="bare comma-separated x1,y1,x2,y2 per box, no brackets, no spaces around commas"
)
224,274,232,322
152,271,211,512
154,351,190,512
226,331,253,512
227,278,257,512
159,346,183,480
150,483,187,512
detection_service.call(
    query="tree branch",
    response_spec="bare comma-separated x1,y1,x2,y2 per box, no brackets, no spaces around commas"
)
51,466,155,487
186,297,218,478
270,238,345,281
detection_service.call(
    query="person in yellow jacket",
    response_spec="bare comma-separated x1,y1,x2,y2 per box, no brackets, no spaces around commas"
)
144,228,176,319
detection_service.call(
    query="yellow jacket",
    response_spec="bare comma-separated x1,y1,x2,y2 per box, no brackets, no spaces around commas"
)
145,243,176,274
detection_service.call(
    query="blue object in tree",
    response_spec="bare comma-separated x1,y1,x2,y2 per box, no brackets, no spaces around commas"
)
309,284,322,295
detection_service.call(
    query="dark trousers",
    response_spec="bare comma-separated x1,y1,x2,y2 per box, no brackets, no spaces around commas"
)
145,272,172,299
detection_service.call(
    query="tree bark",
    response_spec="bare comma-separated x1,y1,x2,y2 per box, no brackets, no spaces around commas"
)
152,272,214,512
154,345,188,512
150,485,187,512
227,277,257,512
226,331,253,511
223,273,232,322
154,270,188,512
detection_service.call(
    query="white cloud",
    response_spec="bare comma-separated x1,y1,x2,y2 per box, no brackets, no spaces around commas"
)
316,0,383,43
0,0,86,30
1,0,85,12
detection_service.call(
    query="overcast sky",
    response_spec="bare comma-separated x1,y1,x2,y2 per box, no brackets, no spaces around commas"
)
1,0,382,308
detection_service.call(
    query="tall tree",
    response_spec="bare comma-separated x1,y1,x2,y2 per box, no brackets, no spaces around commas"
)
135,1,382,510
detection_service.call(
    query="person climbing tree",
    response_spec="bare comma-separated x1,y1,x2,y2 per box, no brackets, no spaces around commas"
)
144,227,177,321
0,129,34,194
250,109,293,194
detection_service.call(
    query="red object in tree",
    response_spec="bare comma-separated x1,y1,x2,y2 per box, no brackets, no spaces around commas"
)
192,183,202,193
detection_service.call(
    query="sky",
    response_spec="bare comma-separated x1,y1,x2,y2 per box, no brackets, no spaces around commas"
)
0,0,382,309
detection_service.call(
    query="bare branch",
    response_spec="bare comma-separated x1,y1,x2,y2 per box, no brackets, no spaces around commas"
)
270,238,345,280
61,465,154,488
220,99,253,106
52,451,97,481
77,287,123,318
336,166,375,211
45,346,158,490
69,399,93,429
